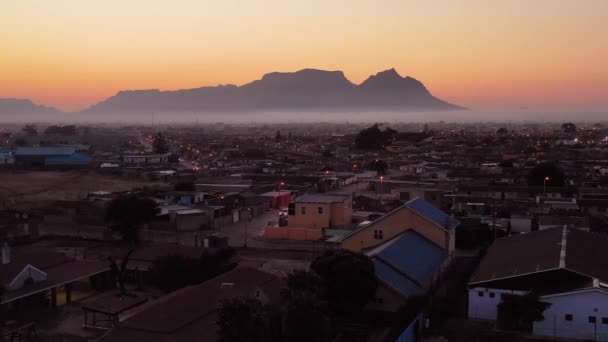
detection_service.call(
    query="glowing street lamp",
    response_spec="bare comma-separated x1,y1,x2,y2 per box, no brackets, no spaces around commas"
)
543,176,550,196
278,181,285,209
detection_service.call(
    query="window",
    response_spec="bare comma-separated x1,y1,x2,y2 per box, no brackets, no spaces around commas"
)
301,206,307,215
602,317,608,325
317,207,324,215
565,314,573,321
489,292,495,298
589,316,597,324
478,291,484,297
373,230,383,240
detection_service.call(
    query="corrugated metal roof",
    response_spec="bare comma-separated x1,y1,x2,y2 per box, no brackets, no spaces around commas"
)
373,259,424,297
405,198,459,230
15,146,75,156
295,194,350,203
45,153,91,164
369,230,447,287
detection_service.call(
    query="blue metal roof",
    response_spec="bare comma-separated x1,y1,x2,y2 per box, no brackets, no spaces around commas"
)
405,198,459,230
45,153,91,165
15,146,75,156
373,258,424,297
372,230,447,287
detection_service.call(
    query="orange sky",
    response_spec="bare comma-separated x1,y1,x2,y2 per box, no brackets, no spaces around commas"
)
1,0,607,112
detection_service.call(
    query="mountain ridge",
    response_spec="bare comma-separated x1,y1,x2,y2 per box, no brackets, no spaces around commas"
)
0,68,466,115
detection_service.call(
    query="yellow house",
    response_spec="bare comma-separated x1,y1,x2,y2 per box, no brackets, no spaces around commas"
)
265,194,352,241
340,197,458,254
288,194,352,229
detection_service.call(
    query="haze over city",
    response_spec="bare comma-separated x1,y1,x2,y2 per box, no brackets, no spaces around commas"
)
1,0,607,119
3,2,608,342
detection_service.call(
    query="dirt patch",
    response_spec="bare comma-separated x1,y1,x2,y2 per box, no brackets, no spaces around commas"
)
0,170,166,203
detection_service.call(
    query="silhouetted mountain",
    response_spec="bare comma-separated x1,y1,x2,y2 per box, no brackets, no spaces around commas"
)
0,98,62,115
84,68,465,114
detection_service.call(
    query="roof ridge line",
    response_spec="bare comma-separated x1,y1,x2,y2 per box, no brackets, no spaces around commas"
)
374,255,424,288
559,225,567,269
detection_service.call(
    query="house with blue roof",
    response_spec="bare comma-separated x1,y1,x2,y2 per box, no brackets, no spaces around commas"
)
0,149,14,165
341,197,459,254
14,146,92,168
366,230,448,312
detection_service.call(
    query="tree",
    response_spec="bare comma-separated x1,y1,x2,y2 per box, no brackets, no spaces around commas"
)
174,182,195,191
217,297,278,342
168,154,180,163
21,125,37,136
149,248,236,292
310,250,377,315
496,127,509,135
275,130,282,143
284,293,330,342
527,162,565,186
368,159,389,175
355,124,397,149
152,132,169,154
108,248,136,296
497,292,551,331
105,194,158,244
561,122,577,134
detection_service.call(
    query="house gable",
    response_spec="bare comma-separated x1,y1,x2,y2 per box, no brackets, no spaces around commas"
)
7,264,48,291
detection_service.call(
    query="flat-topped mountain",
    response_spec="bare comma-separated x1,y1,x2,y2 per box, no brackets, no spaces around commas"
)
0,98,61,115
0,68,465,117
84,68,464,113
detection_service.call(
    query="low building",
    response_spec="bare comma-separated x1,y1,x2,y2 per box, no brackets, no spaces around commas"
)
265,194,352,241
0,149,14,165
122,153,169,165
468,226,608,341
367,230,448,312
340,197,459,254
13,147,92,167
0,244,110,310
99,267,284,342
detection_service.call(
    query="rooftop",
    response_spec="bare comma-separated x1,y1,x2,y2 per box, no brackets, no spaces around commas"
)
469,227,608,288
295,193,350,204
14,146,76,156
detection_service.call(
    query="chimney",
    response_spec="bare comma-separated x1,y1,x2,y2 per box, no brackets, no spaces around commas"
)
2,242,10,265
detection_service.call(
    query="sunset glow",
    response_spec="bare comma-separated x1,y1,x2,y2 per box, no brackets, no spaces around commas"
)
1,0,607,111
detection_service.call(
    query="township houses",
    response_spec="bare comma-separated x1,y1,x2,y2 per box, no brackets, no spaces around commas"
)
122,153,170,165
99,267,284,342
265,193,352,240
0,243,109,310
366,230,448,312
340,197,459,254
468,227,608,341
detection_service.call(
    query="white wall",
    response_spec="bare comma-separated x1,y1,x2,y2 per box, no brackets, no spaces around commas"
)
468,287,525,320
534,289,608,341
8,265,47,290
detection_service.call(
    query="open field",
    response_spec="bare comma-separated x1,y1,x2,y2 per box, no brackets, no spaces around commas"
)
0,170,167,203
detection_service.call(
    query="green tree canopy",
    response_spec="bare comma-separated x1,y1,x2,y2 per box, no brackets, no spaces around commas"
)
561,122,577,134
310,250,377,315
105,194,158,244
497,292,551,331
355,124,397,149
217,297,278,342
527,162,565,187
149,249,235,292
152,132,169,154
367,159,389,175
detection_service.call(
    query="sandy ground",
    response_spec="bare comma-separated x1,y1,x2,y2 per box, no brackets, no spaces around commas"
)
0,170,166,203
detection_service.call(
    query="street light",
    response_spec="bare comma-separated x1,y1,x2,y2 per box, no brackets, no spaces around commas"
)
278,181,285,209
543,176,550,196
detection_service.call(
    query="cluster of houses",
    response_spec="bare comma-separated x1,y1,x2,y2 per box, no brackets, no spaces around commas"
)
1,122,608,340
